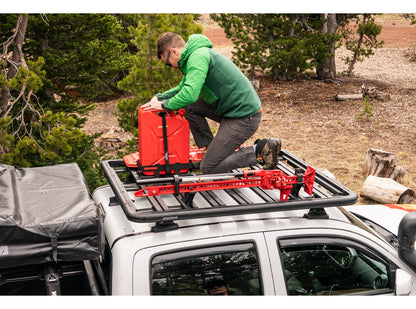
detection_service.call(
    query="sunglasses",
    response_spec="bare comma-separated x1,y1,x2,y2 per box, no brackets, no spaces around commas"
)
165,49,172,67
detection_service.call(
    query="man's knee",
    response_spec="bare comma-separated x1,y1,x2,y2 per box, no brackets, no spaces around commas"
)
200,159,213,174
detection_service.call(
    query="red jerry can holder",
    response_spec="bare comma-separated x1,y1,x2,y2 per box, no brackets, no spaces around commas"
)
124,108,197,176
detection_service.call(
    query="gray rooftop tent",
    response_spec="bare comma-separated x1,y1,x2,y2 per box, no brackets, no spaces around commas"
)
0,163,103,268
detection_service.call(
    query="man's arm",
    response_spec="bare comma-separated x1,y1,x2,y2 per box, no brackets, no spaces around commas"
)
163,48,210,111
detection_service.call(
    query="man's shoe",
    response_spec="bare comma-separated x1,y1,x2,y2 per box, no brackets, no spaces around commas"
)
260,138,281,170
192,160,201,170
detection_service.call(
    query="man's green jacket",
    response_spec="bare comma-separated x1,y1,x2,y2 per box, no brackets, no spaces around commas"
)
157,34,261,118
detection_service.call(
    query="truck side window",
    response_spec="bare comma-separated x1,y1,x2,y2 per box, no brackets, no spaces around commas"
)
151,243,262,295
279,238,393,295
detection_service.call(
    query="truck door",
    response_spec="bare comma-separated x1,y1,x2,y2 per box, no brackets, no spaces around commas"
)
132,233,274,295
265,229,398,295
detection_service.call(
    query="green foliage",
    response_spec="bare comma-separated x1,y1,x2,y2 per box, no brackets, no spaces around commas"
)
0,14,19,43
116,14,202,133
24,14,130,101
0,15,106,191
0,15,98,118
357,95,374,121
8,57,46,93
1,111,106,191
0,116,14,154
211,14,336,80
117,97,141,135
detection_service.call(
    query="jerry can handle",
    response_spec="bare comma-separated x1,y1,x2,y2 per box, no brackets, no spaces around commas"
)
177,108,186,117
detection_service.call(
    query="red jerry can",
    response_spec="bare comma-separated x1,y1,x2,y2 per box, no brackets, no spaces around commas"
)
138,108,191,176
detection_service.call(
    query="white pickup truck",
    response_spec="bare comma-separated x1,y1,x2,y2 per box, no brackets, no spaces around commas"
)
1,149,416,296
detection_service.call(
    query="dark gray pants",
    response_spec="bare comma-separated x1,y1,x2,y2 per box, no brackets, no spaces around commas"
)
184,98,261,174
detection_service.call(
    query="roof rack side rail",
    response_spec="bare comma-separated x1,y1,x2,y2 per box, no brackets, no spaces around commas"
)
101,160,138,219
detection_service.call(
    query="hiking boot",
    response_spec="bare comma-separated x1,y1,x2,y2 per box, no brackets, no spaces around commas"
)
192,160,201,170
260,138,281,170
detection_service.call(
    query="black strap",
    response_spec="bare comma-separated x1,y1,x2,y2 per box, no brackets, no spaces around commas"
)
50,235,58,262
160,112,171,174
173,174,180,196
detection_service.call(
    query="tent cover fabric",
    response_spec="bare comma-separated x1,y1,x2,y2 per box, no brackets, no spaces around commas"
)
0,163,104,269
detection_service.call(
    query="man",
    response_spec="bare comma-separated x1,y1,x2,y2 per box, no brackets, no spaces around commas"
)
205,279,230,295
143,32,281,174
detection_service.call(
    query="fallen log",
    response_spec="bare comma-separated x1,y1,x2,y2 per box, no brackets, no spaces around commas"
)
335,84,389,101
95,133,126,149
360,175,415,204
364,148,406,181
334,94,363,101
94,126,127,150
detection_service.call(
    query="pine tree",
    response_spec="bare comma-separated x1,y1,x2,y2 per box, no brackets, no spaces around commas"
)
340,14,384,75
211,14,335,81
116,14,202,134
0,15,106,191
25,14,130,101
211,14,383,81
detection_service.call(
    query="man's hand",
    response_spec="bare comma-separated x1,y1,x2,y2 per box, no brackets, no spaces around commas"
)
143,96,164,111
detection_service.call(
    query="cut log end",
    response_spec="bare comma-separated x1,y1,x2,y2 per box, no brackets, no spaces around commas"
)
360,175,415,204
398,189,416,204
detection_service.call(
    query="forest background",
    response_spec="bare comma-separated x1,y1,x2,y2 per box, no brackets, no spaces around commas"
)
0,13,415,203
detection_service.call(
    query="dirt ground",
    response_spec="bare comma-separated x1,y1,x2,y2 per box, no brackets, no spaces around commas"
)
84,14,416,204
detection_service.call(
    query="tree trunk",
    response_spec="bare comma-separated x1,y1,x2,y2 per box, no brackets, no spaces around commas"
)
360,175,415,204
0,14,29,117
346,14,367,76
317,14,337,80
364,148,406,181
7,15,28,79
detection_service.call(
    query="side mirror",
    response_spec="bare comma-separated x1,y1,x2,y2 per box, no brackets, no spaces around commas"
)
395,269,413,295
398,211,416,273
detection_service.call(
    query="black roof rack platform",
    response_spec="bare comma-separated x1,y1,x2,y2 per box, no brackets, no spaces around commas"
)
101,149,357,224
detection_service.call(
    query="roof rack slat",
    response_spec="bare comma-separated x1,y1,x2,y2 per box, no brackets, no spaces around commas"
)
199,191,224,207
250,186,278,203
